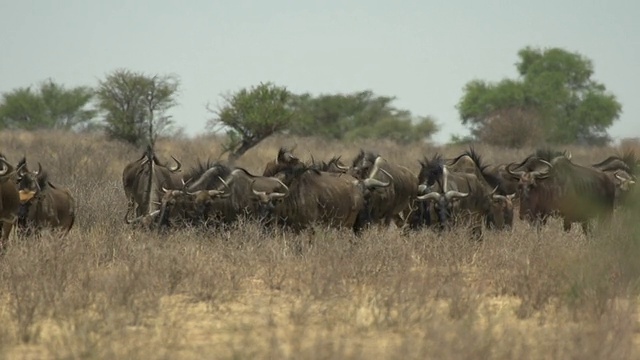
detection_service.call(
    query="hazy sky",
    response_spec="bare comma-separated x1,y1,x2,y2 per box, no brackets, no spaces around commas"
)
1,1,638,144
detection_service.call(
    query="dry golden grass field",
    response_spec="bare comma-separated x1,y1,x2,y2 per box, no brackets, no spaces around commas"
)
0,130,639,359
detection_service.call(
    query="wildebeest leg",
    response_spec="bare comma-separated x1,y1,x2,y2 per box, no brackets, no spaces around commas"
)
0,220,13,253
563,219,572,232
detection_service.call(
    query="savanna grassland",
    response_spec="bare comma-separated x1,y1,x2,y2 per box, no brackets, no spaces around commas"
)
1,130,639,359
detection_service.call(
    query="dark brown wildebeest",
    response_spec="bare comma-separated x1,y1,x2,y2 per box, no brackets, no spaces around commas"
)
508,154,616,234
0,155,20,251
447,148,515,230
415,160,496,240
592,151,638,207
349,150,418,229
15,157,75,237
122,145,183,218
267,156,390,234
269,163,389,233
263,146,302,177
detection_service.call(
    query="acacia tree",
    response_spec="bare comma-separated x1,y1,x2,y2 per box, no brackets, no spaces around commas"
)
288,91,438,143
457,46,622,146
95,69,179,146
0,79,95,130
207,82,293,162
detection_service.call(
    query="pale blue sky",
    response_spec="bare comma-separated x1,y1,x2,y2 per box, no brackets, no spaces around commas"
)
1,1,638,144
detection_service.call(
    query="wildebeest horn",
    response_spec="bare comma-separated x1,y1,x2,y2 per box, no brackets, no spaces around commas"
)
152,201,162,205
336,162,349,171
169,156,182,172
379,168,394,181
218,176,230,189
162,187,170,193
0,158,9,176
418,184,428,194
566,151,572,160
490,185,499,195
363,177,390,189
207,189,230,198
35,162,42,176
417,192,442,202
444,190,469,200
532,159,552,179
181,177,192,187
614,171,629,183
269,192,288,199
506,163,525,179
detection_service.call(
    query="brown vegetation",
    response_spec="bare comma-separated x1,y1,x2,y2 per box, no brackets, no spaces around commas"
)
0,130,639,359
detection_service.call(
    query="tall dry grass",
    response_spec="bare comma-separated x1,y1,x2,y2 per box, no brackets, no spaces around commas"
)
0,130,638,359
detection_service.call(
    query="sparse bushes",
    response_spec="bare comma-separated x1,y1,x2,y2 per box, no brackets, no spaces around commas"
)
0,130,638,359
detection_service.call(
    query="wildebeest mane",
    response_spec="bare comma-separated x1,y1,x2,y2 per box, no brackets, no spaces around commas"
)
419,153,445,186
351,149,379,168
462,147,503,191
184,160,230,184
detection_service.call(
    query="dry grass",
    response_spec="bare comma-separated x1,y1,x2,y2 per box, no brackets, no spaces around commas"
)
0,130,639,359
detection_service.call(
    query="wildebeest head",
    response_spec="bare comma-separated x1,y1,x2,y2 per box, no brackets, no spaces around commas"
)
263,146,302,177
311,156,350,174
507,159,552,221
15,157,47,203
350,150,380,180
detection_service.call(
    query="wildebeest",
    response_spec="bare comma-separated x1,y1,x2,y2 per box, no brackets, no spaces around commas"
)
15,157,75,237
416,158,497,239
447,148,515,230
151,161,290,228
0,155,20,251
592,151,638,207
349,150,418,229
122,145,183,218
268,162,388,233
507,154,616,233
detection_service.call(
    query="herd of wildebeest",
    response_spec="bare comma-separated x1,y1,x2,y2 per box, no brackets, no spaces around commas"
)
0,144,637,250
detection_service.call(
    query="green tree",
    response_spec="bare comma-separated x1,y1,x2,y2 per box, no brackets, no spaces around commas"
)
95,69,180,146
289,91,438,143
457,46,622,146
0,79,95,130
206,82,293,162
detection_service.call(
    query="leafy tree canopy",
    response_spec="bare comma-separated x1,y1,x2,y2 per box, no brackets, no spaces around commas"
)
457,46,622,146
289,90,438,144
0,79,95,130
95,69,180,146
206,82,293,162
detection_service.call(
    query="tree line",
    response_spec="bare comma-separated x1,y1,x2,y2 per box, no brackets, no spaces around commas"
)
0,46,623,159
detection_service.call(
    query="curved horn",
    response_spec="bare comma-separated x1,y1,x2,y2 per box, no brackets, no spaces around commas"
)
566,151,572,160
444,190,469,200
490,185,499,195
379,168,394,181
506,163,525,179
218,176,231,189
268,192,288,200
335,162,349,172
532,159,552,179
0,158,8,176
614,171,629,183
363,177,390,189
169,156,182,172
418,184,428,194
417,192,442,202
161,187,170,193
506,193,516,200
35,162,42,176
207,189,227,197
